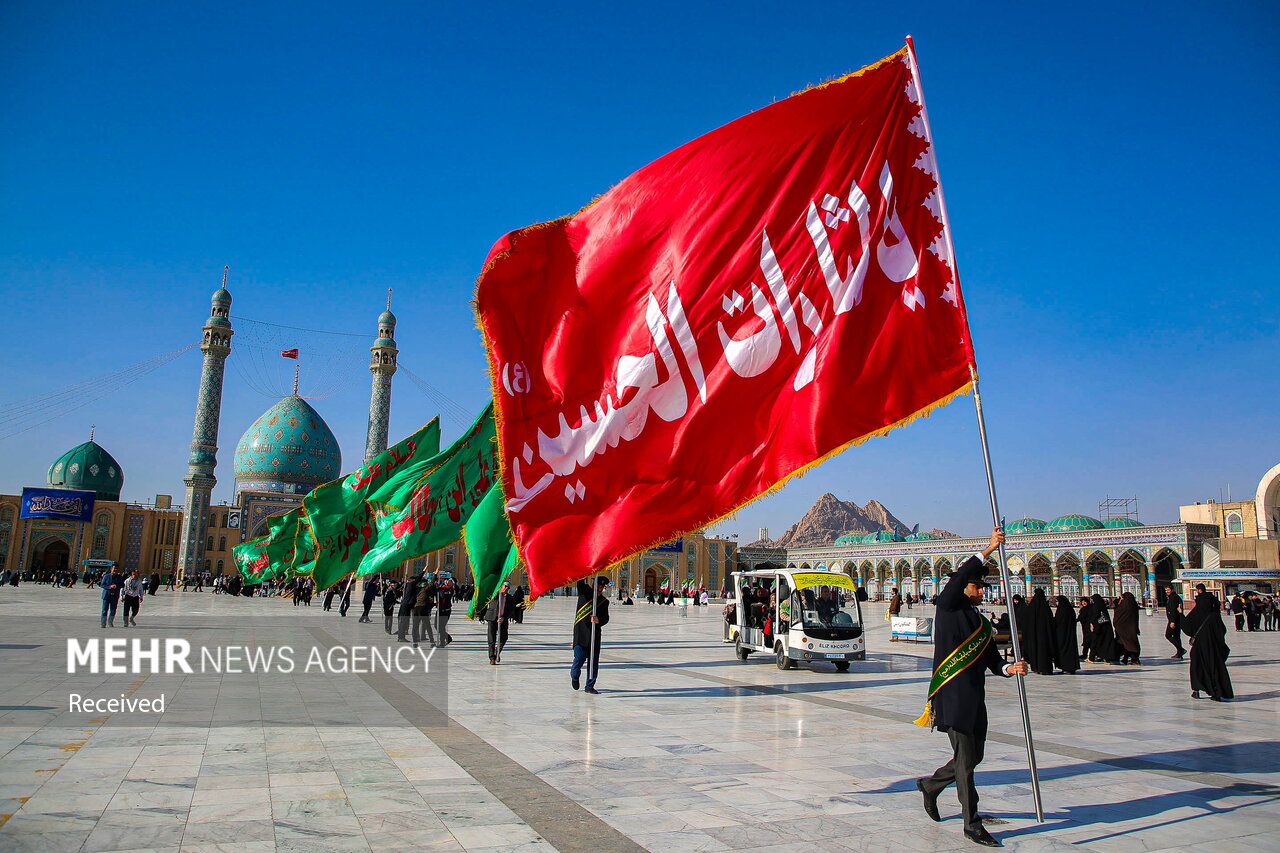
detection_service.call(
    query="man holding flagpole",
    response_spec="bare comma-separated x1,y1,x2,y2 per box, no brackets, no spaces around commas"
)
916,526,1027,847
570,576,609,694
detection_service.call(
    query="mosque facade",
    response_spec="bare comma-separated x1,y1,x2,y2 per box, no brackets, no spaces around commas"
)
0,270,405,583
764,484,1280,603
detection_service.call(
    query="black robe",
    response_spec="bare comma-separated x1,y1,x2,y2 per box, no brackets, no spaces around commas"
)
1052,596,1081,673
573,580,610,648
1183,592,1234,699
930,557,1009,736
1113,593,1141,659
1077,600,1094,658
1089,595,1119,662
1022,590,1057,675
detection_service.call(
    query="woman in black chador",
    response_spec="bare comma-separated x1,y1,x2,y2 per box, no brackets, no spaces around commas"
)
1088,594,1120,663
1113,591,1142,665
1182,585,1234,701
1077,596,1094,661
1052,595,1081,674
1022,589,1057,675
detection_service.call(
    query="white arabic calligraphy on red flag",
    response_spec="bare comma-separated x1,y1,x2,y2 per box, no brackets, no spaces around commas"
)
476,45,976,598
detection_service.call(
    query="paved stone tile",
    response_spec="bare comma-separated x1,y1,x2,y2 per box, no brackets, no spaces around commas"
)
3,588,1280,852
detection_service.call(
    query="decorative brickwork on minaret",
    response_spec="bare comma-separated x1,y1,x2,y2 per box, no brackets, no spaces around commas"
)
176,267,233,581
363,290,398,462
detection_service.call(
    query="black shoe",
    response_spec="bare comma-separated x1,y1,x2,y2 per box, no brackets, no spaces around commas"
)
571,678,580,691
964,826,1001,847
1174,652,1185,659
916,779,940,822
584,687,599,694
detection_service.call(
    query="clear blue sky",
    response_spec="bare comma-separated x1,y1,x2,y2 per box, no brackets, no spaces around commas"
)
2,2,1277,539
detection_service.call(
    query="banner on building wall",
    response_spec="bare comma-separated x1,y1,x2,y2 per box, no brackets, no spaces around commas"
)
652,539,684,553
20,488,95,522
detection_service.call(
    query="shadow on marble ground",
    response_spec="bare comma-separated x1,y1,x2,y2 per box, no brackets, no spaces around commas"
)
864,741,1280,792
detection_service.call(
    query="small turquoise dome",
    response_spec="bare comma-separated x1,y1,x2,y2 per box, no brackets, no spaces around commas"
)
234,395,342,495
867,529,904,543
213,288,231,303
1005,518,1047,534
905,530,936,541
835,533,864,545
1045,514,1104,532
48,440,124,501
378,310,396,325
1103,517,1144,529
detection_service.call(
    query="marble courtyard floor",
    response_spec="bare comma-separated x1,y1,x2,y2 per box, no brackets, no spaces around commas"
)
0,587,1276,852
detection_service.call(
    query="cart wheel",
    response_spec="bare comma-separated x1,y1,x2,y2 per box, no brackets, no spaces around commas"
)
775,643,794,670
834,662,850,673
735,638,751,661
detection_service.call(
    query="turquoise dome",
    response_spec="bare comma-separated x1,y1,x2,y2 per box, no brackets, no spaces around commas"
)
1005,517,1047,534
904,530,936,541
378,310,396,325
1103,517,1144,529
1045,514,1104,532
234,395,342,495
867,529,904,543
48,440,124,501
835,533,865,545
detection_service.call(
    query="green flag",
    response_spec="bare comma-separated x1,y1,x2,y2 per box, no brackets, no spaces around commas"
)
464,483,521,619
310,403,496,590
303,418,442,550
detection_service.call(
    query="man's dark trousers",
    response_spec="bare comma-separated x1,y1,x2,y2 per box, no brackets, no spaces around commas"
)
412,605,435,646
1166,619,1184,656
487,620,509,660
100,596,118,628
920,724,985,832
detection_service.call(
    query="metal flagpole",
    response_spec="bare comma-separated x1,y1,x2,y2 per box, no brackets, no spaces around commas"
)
904,35,1044,823
970,366,1044,822
588,577,599,689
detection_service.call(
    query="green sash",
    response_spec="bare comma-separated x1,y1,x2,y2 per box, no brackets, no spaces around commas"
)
913,615,993,728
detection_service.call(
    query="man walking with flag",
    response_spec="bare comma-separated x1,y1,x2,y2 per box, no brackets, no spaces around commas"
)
570,576,610,694
484,581,517,664
916,527,1027,847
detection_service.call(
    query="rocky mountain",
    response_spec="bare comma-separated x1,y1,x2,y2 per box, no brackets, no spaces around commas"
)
757,493,957,548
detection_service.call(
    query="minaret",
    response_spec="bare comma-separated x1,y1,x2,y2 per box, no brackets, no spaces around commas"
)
176,267,234,581
363,289,398,462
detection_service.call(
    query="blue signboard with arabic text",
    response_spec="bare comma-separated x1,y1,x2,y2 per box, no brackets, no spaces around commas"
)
20,487,96,522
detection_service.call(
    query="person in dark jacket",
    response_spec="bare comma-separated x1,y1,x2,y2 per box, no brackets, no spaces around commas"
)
916,528,1026,848
358,577,380,623
412,575,437,648
99,568,124,627
1164,584,1185,658
570,576,611,694
396,575,419,642
382,581,399,634
1183,584,1233,701
484,581,519,664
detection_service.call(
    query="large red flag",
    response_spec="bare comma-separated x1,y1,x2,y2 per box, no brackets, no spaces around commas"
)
477,44,976,598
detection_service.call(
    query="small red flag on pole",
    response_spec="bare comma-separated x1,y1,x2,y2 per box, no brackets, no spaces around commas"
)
281,348,299,359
